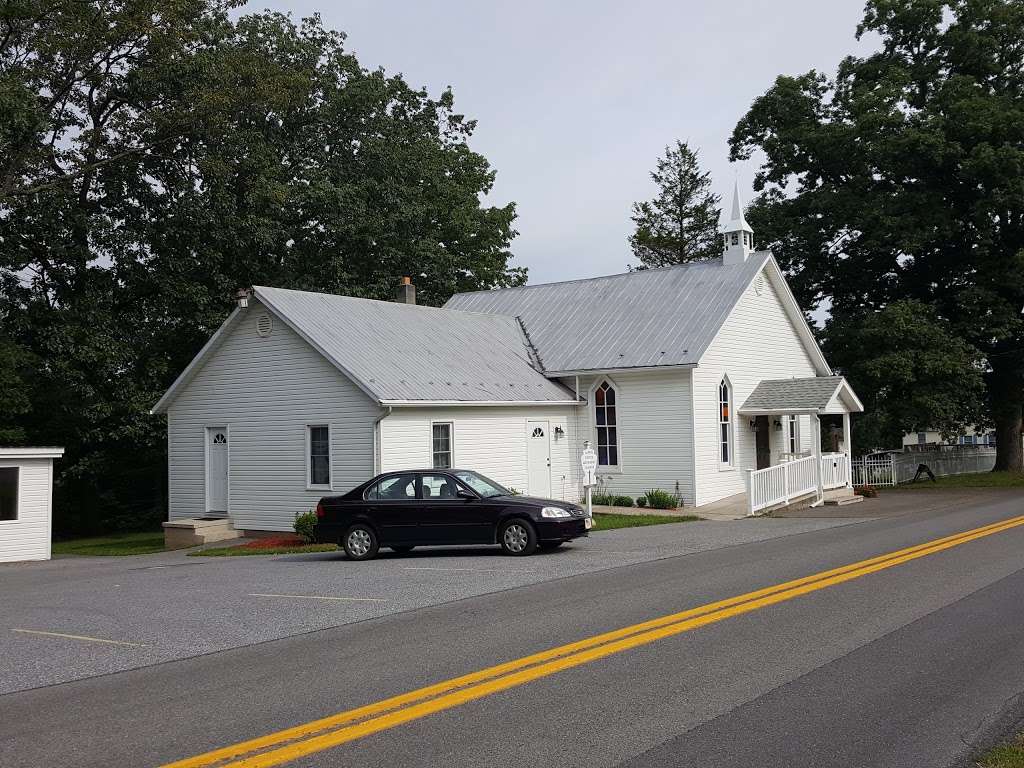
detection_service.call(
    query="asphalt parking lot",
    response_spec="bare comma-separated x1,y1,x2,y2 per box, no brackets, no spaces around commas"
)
0,516,869,695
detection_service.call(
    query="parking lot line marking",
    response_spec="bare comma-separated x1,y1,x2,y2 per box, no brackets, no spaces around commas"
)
162,514,1024,768
11,629,147,647
248,594,386,602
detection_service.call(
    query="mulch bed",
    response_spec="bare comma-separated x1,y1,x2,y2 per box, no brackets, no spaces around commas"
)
238,535,307,549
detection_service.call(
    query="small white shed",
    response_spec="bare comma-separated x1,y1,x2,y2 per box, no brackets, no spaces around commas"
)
0,447,64,563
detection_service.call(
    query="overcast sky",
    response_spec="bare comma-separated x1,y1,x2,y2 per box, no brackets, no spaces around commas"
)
256,0,876,285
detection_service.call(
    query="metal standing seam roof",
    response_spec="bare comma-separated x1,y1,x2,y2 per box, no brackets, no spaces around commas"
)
739,376,855,413
443,253,772,373
253,286,577,404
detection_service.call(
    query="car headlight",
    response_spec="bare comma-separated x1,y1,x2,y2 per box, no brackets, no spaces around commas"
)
540,506,571,518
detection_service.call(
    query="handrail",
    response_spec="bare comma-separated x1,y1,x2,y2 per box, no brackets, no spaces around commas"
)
748,452,852,515
747,454,818,515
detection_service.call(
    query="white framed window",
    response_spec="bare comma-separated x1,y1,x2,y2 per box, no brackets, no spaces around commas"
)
0,467,18,521
788,416,800,455
718,377,733,467
432,422,453,468
307,425,331,489
594,380,620,467
917,432,927,445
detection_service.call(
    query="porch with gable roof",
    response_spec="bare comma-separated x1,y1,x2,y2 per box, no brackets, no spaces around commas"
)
737,376,865,516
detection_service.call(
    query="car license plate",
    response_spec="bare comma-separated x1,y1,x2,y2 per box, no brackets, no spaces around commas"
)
585,517,593,530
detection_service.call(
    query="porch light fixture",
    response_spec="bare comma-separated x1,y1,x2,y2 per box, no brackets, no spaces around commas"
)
554,425,565,438
774,419,783,431
749,419,758,431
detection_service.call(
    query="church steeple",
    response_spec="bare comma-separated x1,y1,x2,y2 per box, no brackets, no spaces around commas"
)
722,180,754,265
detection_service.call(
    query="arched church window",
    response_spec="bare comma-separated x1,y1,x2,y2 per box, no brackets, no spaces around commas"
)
594,381,619,466
719,378,733,466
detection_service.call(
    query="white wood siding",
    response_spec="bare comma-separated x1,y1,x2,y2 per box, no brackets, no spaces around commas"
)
167,299,379,531
693,268,819,506
570,369,695,506
0,459,53,563
380,406,581,502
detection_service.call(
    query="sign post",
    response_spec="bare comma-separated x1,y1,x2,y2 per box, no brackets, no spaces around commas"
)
580,441,598,522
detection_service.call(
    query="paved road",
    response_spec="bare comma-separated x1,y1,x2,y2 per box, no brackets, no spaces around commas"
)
0,515,861,694
2,492,1023,768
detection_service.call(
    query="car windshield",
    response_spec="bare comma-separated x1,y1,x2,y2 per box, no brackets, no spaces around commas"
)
452,471,510,498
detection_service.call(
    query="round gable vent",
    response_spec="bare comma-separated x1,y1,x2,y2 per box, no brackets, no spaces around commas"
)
256,314,273,337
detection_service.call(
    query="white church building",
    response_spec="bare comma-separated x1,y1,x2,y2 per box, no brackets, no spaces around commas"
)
153,185,863,531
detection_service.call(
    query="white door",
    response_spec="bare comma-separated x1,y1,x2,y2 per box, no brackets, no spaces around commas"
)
526,420,552,498
207,427,229,514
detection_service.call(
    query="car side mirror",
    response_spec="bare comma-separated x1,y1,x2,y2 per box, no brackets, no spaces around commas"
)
456,489,477,500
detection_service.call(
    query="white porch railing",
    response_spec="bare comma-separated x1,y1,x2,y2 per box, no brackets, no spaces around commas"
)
820,452,850,490
748,452,851,515
747,455,818,514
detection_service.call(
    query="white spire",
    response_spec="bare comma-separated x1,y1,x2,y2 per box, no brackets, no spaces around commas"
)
722,179,754,265
725,179,753,233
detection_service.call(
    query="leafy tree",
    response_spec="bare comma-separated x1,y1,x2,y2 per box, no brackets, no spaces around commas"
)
730,0,1024,470
0,335,32,444
825,301,987,452
1,4,523,534
629,140,721,268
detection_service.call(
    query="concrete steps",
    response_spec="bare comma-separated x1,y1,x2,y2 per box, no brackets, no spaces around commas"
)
823,488,864,506
162,517,241,549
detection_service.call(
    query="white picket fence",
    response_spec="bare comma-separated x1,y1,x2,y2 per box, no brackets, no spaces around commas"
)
851,455,897,486
748,452,850,515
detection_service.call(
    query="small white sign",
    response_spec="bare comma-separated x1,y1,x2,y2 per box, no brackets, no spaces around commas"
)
581,446,598,487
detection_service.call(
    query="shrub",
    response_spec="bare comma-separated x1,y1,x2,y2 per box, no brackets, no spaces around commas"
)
636,496,648,508
591,492,616,506
293,511,319,543
643,489,678,510
612,494,634,507
854,485,878,498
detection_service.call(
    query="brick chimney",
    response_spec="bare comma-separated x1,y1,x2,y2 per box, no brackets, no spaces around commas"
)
395,276,416,305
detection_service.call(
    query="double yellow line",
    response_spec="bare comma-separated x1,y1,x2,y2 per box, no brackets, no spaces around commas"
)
164,514,1024,768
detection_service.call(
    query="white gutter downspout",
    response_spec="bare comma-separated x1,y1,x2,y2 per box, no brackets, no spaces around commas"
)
372,406,393,475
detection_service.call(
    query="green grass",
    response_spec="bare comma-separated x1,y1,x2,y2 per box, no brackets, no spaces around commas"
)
978,735,1024,767
51,531,166,556
592,512,698,530
189,544,339,557
892,471,1024,490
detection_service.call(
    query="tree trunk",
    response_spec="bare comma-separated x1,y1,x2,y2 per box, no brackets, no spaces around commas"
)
993,405,1023,471
989,361,1024,472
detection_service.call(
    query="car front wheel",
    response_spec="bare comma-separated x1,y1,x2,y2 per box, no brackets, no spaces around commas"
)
343,524,379,561
499,518,537,556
